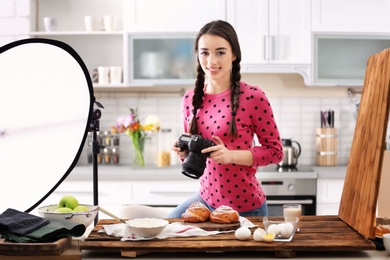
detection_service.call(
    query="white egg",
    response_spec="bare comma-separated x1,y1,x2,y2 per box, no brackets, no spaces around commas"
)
267,224,281,236
235,227,252,240
253,228,267,241
280,222,294,238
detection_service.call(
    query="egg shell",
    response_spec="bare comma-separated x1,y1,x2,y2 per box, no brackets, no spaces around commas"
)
280,222,294,238
267,224,280,236
235,227,252,240
253,228,267,241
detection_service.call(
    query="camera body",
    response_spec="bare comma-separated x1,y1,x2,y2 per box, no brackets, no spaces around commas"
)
177,134,215,179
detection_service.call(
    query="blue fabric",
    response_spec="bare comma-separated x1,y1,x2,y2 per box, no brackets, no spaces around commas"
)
166,193,268,218
0,208,49,235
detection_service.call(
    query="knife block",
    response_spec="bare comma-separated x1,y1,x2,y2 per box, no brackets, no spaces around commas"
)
316,128,338,166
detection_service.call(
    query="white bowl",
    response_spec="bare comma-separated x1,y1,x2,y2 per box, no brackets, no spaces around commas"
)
126,218,169,237
38,204,98,227
383,233,390,256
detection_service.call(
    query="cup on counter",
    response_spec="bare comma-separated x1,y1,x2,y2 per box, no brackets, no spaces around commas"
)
109,66,122,84
102,15,118,31
84,16,97,31
97,66,110,84
43,17,57,32
283,204,302,231
384,233,390,256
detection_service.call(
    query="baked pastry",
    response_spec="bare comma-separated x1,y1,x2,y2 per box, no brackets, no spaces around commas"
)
376,224,390,237
181,202,211,223
210,205,239,224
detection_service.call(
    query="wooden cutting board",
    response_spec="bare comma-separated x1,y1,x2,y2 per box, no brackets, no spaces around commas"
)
0,236,72,256
339,48,390,239
182,220,241,231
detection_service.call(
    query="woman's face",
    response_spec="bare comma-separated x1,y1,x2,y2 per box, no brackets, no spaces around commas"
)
197,34,236,84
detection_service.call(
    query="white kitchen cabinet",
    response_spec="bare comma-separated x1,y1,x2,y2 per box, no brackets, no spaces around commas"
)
312,0,390,33
31,0,125,87
316,179,344,215
226,0,311,65
122,0,226,32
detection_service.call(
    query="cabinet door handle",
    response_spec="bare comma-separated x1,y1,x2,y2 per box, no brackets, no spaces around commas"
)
264,35,274,61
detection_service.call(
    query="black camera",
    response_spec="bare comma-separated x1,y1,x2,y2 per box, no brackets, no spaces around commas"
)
177,134,215,179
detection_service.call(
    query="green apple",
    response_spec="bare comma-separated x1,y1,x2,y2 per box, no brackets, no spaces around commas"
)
54,207,73,213
73,205,89,212
58,195,79,210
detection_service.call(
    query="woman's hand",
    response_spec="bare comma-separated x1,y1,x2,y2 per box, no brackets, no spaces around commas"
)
171,140,188,160
201,136,233,164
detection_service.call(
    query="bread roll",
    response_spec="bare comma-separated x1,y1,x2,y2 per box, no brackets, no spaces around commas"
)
182,202,211,223
210,205,239,224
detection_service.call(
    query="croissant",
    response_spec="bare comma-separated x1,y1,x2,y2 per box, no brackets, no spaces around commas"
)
210,205,239,224
182,202,211,223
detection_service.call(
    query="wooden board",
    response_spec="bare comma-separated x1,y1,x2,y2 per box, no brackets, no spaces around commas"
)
0,240,81,260
0,236,72,256
80,217,375,258
339,48,390,239
182,220,240,231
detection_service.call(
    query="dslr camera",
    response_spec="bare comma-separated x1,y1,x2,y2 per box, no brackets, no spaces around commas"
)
177,134,215,179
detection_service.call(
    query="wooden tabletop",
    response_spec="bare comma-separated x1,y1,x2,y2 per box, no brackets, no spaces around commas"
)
81,216,375,258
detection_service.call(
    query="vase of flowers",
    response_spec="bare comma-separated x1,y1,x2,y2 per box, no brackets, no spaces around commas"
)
112,108,160,167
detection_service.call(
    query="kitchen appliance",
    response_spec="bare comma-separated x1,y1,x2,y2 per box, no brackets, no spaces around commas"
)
258,165,317,216
279,138,302,167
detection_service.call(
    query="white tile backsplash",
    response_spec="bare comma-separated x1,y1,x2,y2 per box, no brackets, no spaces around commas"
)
78,94,369,167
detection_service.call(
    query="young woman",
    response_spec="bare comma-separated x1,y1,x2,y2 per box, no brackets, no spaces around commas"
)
168,20,283,218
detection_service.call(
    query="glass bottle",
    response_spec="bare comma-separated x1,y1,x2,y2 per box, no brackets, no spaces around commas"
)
158,128,172,167
111,147,120,164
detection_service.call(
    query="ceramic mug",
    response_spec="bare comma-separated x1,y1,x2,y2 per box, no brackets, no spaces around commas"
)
384,233,390,256
102,15,119,31
84,16,96,31
109,66,122,84
43,17,57,32
98,66,110,84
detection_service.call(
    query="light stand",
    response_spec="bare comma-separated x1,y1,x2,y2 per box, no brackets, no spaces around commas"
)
89,100,104,226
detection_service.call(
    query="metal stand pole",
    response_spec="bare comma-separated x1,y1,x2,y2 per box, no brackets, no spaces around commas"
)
89,102,104,226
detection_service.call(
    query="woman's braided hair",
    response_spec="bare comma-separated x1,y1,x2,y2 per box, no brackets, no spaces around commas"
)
189,20,242,138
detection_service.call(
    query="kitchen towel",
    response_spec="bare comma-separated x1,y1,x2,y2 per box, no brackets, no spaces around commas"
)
100,217,256,241
0,208,49,235
0,219,86,243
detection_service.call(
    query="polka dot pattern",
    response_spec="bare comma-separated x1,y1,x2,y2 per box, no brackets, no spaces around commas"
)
182,82,283,212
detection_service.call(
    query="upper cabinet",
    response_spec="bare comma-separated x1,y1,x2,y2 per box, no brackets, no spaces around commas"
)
226,0,311,84
312,0,390,33
123,0,226,32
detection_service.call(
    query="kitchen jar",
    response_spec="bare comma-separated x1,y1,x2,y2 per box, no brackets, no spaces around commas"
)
103,147,111,164
111,147,120,164
158,128,172,167
103,130,112,147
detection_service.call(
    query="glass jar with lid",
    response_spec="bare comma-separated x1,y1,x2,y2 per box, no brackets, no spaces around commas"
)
158,128,173,167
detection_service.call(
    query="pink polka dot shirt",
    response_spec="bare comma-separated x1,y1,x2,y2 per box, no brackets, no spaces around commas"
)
182,82,283,212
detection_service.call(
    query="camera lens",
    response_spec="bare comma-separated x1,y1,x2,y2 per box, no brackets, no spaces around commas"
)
181,153,206,179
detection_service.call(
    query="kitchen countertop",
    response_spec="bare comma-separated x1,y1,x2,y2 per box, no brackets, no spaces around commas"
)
69,164,347,181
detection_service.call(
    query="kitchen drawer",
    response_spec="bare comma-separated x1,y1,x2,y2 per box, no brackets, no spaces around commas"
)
128,180,199,206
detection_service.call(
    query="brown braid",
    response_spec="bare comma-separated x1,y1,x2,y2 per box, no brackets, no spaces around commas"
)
189,65,205,135
229,61,241,138
191,20,242,138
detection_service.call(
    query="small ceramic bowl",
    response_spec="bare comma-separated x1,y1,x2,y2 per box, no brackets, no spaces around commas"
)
126,218,169,238
383,233,390,256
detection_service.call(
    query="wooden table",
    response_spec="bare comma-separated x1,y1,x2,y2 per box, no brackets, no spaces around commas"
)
80,216,375,258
